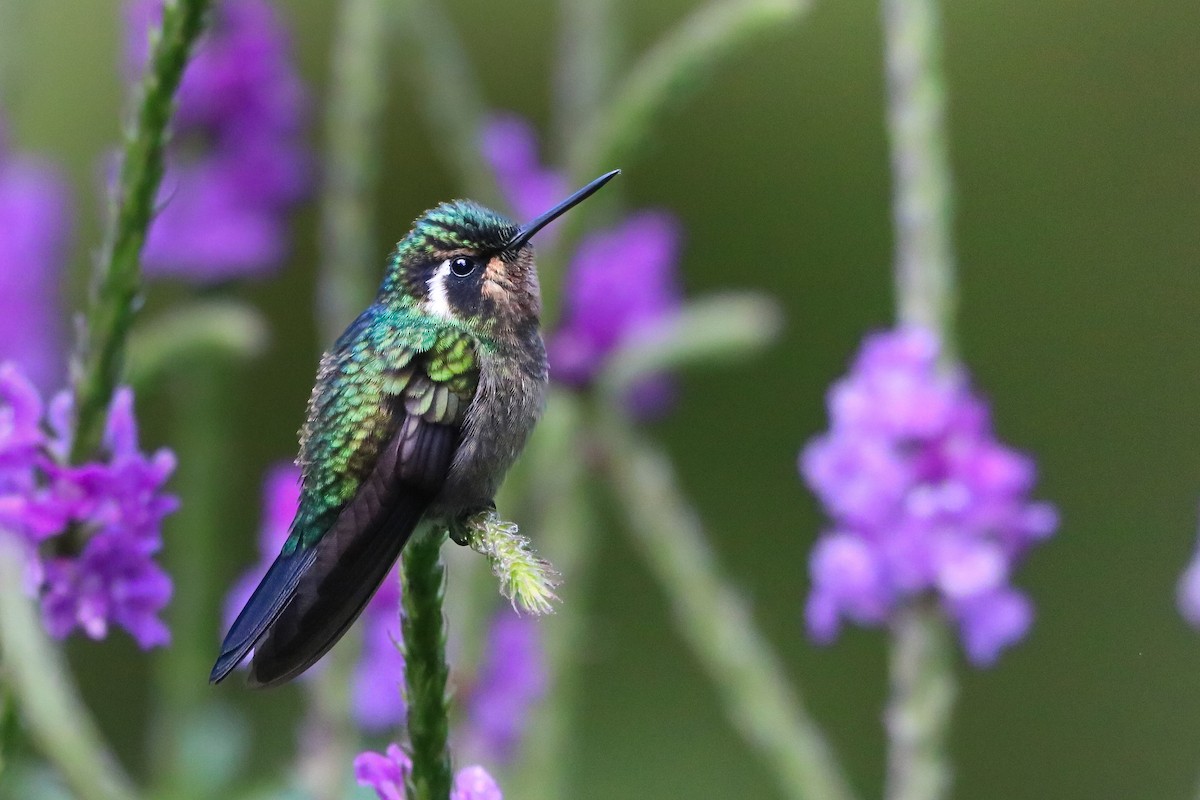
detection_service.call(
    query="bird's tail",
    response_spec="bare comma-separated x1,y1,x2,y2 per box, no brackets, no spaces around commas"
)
209,542,318,683
210,424,455,687
246,494,429,687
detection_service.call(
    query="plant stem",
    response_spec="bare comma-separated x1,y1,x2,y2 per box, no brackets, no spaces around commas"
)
566,0,810,184
884,605,957,800
297,635,360,800
597,411,858,800
317,0,391,344
68,0,211,464
0,676,8,780
0,538,139,800
552,0,616,165
0,0,23,111
545,0,811,320
125,300,269,391
882,0,957,349
403,527,453,800
507,393,595,800
881,0,960,797
395,0,498,207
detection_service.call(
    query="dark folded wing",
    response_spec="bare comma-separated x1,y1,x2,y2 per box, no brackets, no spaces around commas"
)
211,313,477,687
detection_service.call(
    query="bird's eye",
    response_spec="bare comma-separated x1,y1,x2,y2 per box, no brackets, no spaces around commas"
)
450,256,476,277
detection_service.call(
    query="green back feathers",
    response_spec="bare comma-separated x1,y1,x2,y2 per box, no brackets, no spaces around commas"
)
289,307,479,551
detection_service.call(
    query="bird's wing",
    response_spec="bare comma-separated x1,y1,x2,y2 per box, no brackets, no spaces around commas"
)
211,310,478,685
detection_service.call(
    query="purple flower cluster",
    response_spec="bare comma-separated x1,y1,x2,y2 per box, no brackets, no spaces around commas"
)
800,328,1058,666
481,114,683,417
0,364,177,648
223,462,406,730
353,568,406,730
0,122,71,391
125,0,309,282
220,464,298,641
458,609,546,763
354,744,502,800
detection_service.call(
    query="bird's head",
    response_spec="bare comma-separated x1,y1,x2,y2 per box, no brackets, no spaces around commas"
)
380,171,620,338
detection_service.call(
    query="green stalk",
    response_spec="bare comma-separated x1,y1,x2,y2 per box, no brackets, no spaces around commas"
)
882,0,957,351
884,605,956,800
395,0,498,206
296,637,361,800
0,676,8,780
0,0,23,110
551,0,616,164
68,0,212,464
125,300,269,391
0,540,139,800
881,0,960,796
506,393,595,800
598,411,858,800
317,0,392,343
566,0,811,183
547,0,811,317
403,528,453,800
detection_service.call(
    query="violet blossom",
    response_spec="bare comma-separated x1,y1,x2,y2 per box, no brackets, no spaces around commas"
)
124,0,309,282
480,114,683,417
800,327,1057,666
0,365,177,647
354,744,503,800
1175,504,1200,627
459,608,545,763
0,122,71,391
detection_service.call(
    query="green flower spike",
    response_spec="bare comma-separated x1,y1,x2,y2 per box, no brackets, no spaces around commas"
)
460,509,561,616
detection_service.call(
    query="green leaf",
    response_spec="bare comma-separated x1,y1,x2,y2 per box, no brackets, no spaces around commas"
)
599,292,783,399
126,300,269,389
568,0,811,180
394,0,499,206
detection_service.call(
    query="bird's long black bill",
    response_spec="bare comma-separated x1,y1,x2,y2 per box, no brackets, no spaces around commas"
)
505,169,621,250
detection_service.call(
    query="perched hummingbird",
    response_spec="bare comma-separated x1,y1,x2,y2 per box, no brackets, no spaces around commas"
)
211,170,619,687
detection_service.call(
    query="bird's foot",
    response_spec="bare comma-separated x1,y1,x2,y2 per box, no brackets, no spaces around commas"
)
448,502,498,546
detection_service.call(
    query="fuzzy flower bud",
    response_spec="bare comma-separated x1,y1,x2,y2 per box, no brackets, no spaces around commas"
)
462,509,560,616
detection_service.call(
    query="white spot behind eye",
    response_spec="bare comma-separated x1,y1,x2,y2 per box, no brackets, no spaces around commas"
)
426,259,453,319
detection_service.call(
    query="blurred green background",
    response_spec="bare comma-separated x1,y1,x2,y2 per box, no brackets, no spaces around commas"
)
5,0,1200,797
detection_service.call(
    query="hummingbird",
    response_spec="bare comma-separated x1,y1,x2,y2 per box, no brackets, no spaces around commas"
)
211,170,619,687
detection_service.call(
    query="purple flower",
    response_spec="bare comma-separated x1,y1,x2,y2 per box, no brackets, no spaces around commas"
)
481,115,569,243
551,213,683,401
0,367,177,647
459,609,545,763
353,570,406,731
124,0,309,282
221,463,299,636
0,123,71,391
354,745,503,800
1176,505,1200,628
41,530,172,648
453,765,503,800
481,113,684,416
354,744,409,800
800,328,1057,666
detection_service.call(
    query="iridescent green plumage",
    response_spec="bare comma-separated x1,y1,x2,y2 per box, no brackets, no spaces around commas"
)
289,310,478,553
212,172,619,686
